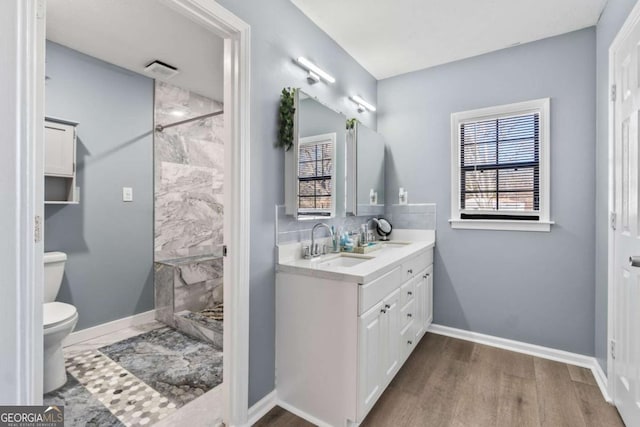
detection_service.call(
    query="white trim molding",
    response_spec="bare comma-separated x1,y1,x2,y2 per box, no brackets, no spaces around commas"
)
428,324,612,403
63,310,157,347
0,0,45,405
449,218,554,232
247,390,277,426
449,98,552,232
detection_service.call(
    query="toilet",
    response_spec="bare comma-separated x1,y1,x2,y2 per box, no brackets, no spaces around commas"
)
43,251,78,393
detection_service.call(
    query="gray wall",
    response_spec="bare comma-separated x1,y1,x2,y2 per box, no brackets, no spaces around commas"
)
44,41,155,330
378,28,597,356
595,0,639,373
213,0,378,405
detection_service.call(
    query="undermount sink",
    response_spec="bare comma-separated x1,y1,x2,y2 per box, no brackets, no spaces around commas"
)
316,254,373,269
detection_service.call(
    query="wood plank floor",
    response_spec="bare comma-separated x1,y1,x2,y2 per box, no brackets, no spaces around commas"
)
253,333,624,427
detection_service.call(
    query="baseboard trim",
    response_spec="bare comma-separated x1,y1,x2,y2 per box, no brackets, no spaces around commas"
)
247,390,277,426
275,400,334,427
591,360,612,403
63,310,157,347
428,324,611,403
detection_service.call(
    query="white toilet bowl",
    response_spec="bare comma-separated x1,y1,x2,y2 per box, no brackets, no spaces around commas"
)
43,302,78,393
43,252,78,394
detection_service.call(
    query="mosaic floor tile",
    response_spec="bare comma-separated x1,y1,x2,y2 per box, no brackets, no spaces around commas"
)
44,374,123,427
66,350,176,426
98,327,223,407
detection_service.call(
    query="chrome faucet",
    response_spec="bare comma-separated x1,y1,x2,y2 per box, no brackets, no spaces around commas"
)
309,222,334,258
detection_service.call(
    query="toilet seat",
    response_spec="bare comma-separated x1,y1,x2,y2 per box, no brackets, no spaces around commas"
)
44,302,77,329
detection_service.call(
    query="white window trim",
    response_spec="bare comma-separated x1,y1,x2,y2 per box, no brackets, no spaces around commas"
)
449,98,553,232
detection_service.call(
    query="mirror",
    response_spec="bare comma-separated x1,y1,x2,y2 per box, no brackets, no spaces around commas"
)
346,122,386,216
285,90,347,220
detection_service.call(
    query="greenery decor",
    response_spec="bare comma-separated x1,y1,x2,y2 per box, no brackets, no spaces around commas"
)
346,118,357,130
278,87,296,151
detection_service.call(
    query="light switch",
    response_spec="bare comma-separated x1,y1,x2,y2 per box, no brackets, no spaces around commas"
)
122,187,133,202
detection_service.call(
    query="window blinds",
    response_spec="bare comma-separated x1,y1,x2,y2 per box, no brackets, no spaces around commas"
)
298,141,333,216
460,112,540,219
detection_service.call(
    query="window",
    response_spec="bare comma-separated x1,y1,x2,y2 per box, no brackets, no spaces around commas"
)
297,133,336,218
450,98,552,231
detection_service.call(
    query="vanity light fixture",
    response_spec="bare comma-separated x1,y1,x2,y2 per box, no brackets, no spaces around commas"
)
296,57,336,84
351,95,376,113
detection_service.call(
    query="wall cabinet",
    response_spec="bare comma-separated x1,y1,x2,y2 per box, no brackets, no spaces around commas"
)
276,246,434,427
44,117,79,204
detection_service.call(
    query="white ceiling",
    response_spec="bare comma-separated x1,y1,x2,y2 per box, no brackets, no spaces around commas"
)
46,0,224,101
291,0,608,80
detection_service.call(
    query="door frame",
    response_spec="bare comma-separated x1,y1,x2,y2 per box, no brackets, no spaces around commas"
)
7,0,252,425
607,0,640,405
0,0,45,405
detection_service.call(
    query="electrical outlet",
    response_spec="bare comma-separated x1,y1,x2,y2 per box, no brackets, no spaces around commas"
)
122,187,133,202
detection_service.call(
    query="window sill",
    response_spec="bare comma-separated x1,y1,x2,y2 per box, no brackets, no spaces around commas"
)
449,218,554,232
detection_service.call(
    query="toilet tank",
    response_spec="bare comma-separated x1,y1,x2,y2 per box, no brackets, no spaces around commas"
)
44,252,67,303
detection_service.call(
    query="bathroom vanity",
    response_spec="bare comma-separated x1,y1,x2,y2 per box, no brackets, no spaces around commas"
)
276,230,435,427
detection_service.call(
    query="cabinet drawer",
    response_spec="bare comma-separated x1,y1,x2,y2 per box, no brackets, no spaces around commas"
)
400,278,415,307
401,249,433,282
359,266,402,315
400,298,415,330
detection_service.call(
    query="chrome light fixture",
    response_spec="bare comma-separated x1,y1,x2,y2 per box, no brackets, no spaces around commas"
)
351,95,376,113
296,57,336,84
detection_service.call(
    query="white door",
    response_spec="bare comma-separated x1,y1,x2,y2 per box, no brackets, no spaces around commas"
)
613,18,640,426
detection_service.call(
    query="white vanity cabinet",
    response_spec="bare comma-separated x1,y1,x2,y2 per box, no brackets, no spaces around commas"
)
276,243,434,427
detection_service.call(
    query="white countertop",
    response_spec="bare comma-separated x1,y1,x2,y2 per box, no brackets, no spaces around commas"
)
276,229,435,284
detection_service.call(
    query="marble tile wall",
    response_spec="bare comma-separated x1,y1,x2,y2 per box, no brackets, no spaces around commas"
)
154,81,224,261
154,255,223,347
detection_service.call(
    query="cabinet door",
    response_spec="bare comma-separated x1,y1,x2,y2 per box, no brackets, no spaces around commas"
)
425,265,433,327
358,301,384,418
414,273,426,340
381,288,401,384
45,121,75,177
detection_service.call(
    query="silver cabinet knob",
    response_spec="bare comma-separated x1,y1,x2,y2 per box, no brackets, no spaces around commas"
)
407,340,413,345
385,304,391,309
381,308,387,314
423,273,430,279
630,256,640,267
407,269,413,274
407,313,412,318
407,291,413,296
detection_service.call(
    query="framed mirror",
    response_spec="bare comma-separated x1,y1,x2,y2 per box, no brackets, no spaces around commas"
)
285,90,347,220
346,122,385,216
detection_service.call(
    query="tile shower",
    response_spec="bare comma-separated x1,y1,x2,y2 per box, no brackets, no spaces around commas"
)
153,81,224,347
